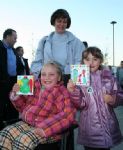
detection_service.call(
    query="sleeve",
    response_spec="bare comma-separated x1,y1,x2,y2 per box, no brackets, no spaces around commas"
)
111,77,117,94
10,92,28,113
111,80,123,106
36,92,76,137
30,36,47,79
115,90,123,106
72,38,85,64
70,86,86,109
9,83,39,113
106,77,118,106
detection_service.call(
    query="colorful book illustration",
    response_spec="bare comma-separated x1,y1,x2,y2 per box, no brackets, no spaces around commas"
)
71,64,90,86
17,75,34,95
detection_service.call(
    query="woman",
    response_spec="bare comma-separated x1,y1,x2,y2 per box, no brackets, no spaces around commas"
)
31,9,85,85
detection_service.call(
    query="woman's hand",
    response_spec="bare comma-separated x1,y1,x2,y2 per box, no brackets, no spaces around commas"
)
67,79,76,92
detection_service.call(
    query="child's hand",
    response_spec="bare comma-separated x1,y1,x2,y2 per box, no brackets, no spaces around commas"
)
34,128,46,138
12,83,20,93
67,79,76,92
10,83,20,100
103,94,115,104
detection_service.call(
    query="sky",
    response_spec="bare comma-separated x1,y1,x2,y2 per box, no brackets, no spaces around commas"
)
0,0,123,66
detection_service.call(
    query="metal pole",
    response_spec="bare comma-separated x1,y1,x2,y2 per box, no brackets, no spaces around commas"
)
110,21,117,66
113,23,115,66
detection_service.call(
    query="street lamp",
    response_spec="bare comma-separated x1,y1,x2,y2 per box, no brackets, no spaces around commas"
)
110,21,117,66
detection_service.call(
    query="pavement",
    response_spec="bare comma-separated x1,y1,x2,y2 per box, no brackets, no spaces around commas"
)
74,106,123,150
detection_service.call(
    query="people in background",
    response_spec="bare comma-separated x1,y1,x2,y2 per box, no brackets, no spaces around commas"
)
83,41,88,49
67,47,122,150
117,60,123,89
15,46,30,75
31,9,85,86
0,61,76,150
0,28,19,130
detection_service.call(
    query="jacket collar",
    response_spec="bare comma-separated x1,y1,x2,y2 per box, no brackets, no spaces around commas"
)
46,31,75,43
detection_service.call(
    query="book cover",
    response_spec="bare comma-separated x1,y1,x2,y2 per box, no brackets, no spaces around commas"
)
71,64,90,86
17,75,34,95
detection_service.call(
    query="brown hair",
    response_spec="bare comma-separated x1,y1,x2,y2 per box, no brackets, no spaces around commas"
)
50,9,71,28
81,46,104,65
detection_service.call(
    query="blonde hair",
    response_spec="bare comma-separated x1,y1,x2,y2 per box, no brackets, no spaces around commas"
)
41,61,63,81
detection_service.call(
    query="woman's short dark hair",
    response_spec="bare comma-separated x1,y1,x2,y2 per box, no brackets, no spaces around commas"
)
81,47,104,64
3,28,16,39
50,9,71,28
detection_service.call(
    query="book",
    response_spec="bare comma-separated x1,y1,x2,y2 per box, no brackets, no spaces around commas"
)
17,75,34,95
71,64,90,86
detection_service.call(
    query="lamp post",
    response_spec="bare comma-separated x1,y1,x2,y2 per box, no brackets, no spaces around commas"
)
110,21,117,66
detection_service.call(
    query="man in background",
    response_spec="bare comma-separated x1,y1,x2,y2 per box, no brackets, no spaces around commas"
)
15,46,30,75
0,28,19,129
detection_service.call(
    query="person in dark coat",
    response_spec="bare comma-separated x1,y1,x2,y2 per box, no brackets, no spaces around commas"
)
15,46,30,75
0,28,19,130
